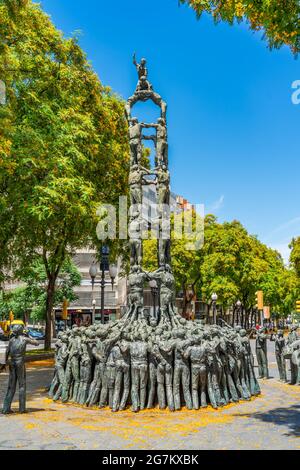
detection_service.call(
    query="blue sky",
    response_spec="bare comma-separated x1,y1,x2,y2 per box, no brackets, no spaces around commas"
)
40,0,300,263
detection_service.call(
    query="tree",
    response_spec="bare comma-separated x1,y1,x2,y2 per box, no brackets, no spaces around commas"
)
199,218,297,319
273,269,299,317
285,237,300,314
0,0,129,348
290,237,300,278
0,256,81,324
143,212,295,318
179,0,300,54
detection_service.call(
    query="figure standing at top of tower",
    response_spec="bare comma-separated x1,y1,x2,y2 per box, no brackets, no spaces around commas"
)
125,54,167,120
133,53,147,80
133,53,152,92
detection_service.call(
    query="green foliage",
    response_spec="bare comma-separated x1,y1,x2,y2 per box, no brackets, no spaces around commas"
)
143,213,297,316
180,0,300,54
287,237,300,311
0,256,81,321
200,218,298,315
0,0,129,346
290,237,300,278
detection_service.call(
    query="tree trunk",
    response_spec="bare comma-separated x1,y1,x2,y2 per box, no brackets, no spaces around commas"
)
51,311,57,339
44,275,56,351
183,286,195,320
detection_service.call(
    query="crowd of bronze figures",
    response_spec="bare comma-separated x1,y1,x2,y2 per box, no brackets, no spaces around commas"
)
49,315,263,412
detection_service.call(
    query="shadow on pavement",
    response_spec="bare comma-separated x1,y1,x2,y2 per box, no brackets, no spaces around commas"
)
235,405,300,437
0,407,53,415
0,366,53,404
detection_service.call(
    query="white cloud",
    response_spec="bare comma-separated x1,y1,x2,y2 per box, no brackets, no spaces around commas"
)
262,215,300,265
208,195,225,212
265,216,300,239
268,243,291,265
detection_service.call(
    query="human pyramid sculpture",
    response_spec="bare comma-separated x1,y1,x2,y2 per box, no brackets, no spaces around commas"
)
49,56,262,412
49,319,261,412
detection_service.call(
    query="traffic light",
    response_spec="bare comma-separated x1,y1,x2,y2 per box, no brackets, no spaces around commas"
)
9,310,14,322
62,299,69,320
296,300,300,313
263,306,270,319
255,291,264,310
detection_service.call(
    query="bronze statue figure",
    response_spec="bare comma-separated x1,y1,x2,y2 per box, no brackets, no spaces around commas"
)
2,324,39,414
255,327,269,379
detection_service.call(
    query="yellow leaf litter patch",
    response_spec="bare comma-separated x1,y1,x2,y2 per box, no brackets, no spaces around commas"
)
12,395,262,446
77,411,235,443
24,422,38,430
66,401,261,442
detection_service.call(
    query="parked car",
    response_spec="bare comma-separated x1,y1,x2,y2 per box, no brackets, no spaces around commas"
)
26,327,45,340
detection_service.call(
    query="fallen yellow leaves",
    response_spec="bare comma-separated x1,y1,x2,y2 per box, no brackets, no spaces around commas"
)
25,423,38,430
18,398,263,446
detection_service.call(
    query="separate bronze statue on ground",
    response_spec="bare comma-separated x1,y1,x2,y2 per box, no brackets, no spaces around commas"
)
271,330,287,382
255,327,269,379
2,324,39,414
283,328,300,385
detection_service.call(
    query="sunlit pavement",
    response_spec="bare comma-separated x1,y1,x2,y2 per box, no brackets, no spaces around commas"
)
0,341,299,450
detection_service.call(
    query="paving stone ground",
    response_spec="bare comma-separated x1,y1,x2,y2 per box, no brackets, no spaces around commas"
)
0,341,299,450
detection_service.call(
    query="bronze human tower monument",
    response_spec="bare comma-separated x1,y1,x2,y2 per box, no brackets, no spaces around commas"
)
48,57,261,413
124,54,176,326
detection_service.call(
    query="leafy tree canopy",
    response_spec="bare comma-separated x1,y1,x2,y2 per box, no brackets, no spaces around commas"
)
180,0,300,54
143,213,298,316
290,236,300,278
0,0,129,347
0,256,81,321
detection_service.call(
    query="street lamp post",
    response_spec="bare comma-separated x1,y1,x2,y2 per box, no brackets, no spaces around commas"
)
100,247,108,325
149,279,158,320
211,292,218,325
92,299,96,325
109,263,118,290
89,246,118,325
108,263,118,322
89,263,98,325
